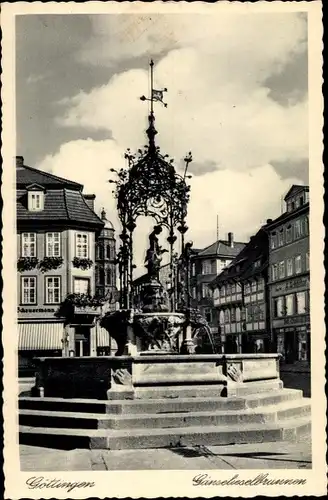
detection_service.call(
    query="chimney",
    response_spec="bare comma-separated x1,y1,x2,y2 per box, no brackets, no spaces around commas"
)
84,194,96,212
266,218,273,224
16,156,24,168
228,232,234,248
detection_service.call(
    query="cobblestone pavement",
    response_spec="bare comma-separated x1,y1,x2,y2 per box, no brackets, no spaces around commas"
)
20,438,312,471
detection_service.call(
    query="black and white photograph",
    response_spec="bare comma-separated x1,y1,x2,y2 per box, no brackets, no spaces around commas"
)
2,1,325,498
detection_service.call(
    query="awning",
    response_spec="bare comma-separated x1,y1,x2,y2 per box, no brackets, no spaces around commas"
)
96,326,117,350
18,322,64,350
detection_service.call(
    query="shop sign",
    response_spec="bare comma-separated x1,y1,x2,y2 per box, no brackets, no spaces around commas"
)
273,276,309,294
273,315,309,328
18,307,56,313
74,306,101,315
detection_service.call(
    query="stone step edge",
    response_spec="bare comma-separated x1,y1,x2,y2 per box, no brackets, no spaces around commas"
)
19,399,311,422
19,388,303,407
19,416,311,439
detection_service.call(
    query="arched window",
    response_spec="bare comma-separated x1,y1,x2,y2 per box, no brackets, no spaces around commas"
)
99,267,105,285
97,243,104,260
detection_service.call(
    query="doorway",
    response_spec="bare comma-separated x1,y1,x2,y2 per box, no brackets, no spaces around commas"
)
74,326,91,357
284,331,296,364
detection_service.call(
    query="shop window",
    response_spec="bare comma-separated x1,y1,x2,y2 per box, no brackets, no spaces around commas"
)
287,258,293,277
76,233,89,258
46,232,61,257
277,334,285,357
298,332,307,361
21,276,36,304
274,297,284,317
279,261,285,279
21,233,36,257
296,291,306,314
285,294,294,316
295,255,302,274
306,252,310,271
45,276,61,304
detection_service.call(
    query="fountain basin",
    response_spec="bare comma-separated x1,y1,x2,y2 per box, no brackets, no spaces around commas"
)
32,353,282,400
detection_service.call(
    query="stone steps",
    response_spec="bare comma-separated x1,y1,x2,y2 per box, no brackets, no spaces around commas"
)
19,399,311,430
18,389,311,450
19,417,311,450
19,388,302,415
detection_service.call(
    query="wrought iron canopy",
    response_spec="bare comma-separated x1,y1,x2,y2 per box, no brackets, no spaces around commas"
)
109,60,193,309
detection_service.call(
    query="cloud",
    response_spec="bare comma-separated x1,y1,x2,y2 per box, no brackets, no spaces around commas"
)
38,141,304,273
56,12,308,179
39,12,309,272
26,73,49,85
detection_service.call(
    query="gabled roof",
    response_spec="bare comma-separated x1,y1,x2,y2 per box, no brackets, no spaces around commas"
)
195,240,246,258
284,184,309,201
210,228,268,287
17,188,103,226
26,183,46,191
264,202,309,231
17,163,83,190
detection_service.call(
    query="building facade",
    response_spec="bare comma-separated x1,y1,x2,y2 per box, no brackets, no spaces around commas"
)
16,156,110,373
266,185,310,364
211,228,270,354
95,209,117,305
189,232,246,345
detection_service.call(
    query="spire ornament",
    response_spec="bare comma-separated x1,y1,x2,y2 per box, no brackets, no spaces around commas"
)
110,61,192,310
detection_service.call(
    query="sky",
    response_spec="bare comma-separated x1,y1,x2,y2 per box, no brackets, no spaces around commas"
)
16,12,309,271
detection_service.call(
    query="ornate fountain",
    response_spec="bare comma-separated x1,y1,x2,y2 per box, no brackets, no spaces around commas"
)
101,60,211,356
32,62,285,408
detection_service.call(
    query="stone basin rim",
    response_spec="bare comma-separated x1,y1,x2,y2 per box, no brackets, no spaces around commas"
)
34,353,282,362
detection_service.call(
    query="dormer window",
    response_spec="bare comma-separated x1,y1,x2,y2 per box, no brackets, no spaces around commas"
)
26,184,45,212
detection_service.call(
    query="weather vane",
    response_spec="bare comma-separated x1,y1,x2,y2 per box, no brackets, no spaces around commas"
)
140,59,168,109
